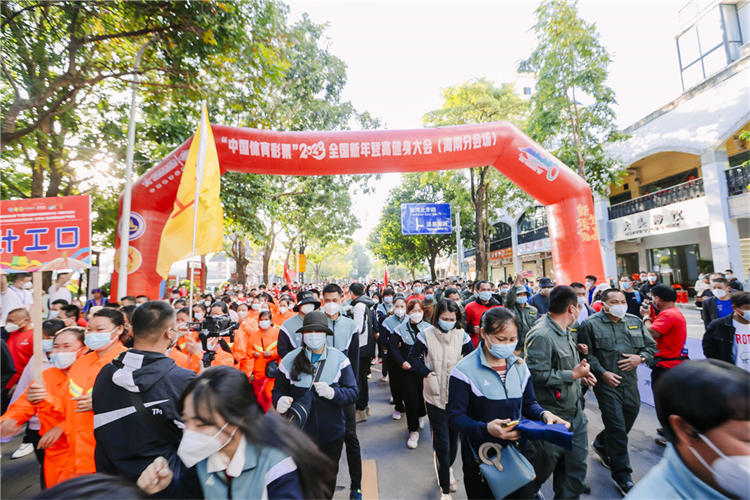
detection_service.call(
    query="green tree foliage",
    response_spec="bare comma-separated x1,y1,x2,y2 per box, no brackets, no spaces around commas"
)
424,79,528,279
519,0,626,193
368,171,473,280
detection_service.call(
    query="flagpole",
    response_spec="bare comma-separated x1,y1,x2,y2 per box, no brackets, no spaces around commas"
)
189,102,208,316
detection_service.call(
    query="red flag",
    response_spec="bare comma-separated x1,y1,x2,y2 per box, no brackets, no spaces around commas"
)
283,263,292,286
384,268,389,288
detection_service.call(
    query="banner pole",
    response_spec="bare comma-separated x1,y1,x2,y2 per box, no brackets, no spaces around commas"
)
188,102,208,314
31,271,43,382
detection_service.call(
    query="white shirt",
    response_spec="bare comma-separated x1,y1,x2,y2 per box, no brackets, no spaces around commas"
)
1,286,32,326
207,434,246,477
732,319,750,372
48,283,72,305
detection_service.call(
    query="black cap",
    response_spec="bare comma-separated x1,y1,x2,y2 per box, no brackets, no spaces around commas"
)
538,277,554,288
293,290,320,312
295,310,333,335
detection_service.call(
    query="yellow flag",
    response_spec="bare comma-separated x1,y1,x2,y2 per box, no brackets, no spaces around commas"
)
156,104,223,278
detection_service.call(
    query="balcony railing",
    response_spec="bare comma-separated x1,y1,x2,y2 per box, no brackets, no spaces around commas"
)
726,164,750,196
608,177,705,220
517,226,549,244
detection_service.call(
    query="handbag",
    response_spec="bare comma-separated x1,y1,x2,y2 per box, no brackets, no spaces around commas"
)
286,358,326,428
261,338,279,378
469,441,536,499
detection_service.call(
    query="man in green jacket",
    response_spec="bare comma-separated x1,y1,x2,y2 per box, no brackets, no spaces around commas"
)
525,286,597,499
505,272,540,355
579,288,657,495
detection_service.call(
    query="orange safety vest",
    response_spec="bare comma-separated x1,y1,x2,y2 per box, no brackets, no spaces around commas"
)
1,367,71,487
64,343,126,476
168,347,191,370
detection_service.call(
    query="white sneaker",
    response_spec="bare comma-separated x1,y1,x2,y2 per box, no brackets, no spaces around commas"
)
449,467,457,492
391,411,402,420
406,431,419,449
11,442,34,459
440,494,452,500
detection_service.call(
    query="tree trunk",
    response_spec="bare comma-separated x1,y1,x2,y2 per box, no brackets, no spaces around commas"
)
233,236,248,285
474,186,489,280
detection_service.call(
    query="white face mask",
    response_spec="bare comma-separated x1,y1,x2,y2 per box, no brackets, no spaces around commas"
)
577,296,587,305
712,288,727,299
251,303,261,311
299,303,315,315
4,322,20,333
194,313,204,321
324,302,341,316
606,304,628,319
409,311,424,323
48,310,59,319
238,311,248,320
303,332,327,350
259,320,272,330
394,307,406,318
177,423,236,468
50,351,78,370
689,432,750,499
278,306,288,315
22,281,33,290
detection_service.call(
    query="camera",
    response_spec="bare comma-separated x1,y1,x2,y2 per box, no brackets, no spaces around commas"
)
196,314,239,367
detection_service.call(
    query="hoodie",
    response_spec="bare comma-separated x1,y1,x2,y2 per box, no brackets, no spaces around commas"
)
92,349,200,498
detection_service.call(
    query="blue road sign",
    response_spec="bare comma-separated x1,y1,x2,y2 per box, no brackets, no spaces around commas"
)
401,203,453,235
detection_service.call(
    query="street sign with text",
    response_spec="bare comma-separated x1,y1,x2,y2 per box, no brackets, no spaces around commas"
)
400,203,453,235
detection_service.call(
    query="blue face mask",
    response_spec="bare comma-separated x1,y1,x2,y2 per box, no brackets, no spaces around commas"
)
516,296,529,305
425,293,435,301
413,287,423,295
84,330,115,351
438,319,456,332
479,291,493,302
303,332,327,351
42,339,54,353
743,310,750,322
487,340,516,359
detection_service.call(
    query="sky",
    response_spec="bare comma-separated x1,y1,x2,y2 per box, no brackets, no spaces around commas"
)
286,0,687,242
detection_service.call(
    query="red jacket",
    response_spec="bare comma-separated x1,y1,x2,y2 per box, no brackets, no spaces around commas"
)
6,328,33,388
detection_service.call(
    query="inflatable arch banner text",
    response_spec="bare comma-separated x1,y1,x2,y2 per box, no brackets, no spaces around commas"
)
112,122,605,299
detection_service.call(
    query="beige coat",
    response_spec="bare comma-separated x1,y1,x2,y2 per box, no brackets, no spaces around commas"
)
422,325,465,409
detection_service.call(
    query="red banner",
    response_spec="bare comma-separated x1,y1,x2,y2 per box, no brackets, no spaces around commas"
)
0,195,91,273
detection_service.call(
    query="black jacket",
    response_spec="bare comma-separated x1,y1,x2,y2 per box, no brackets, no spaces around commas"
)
702,314,737,364
93,349,199,498
351,295,377,358
700,296,734,328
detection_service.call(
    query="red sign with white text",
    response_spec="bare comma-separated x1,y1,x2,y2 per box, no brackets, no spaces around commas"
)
0,195,91,273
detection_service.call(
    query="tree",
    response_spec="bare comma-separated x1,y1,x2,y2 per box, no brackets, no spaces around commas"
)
347,243,372,280
424,79,528,279
519,0,626,193
368,171,473,280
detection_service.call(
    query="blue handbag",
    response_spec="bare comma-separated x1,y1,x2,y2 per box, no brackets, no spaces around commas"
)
469,441,536,499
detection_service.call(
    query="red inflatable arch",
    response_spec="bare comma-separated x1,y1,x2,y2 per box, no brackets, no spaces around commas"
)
111,122,604,299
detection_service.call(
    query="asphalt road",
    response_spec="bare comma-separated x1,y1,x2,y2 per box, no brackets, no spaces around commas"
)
1,304,705,499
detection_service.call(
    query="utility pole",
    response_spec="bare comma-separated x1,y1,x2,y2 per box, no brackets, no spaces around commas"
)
455,208,464,278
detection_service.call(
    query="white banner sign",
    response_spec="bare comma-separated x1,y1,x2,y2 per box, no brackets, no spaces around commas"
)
517,237,551,255
610,196,709,241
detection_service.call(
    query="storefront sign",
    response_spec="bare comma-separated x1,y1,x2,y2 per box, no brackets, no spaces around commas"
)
517,238,551,256
0,195,91,272
610,197,709,241
489,247,513,262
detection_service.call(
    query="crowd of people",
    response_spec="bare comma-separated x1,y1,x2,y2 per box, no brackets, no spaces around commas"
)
0,268,748,499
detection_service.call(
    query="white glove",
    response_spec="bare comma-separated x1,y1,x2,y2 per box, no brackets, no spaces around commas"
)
276,396,293,414
313,381,335,400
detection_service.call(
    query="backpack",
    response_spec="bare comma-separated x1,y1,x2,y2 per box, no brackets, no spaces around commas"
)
350,296,376,355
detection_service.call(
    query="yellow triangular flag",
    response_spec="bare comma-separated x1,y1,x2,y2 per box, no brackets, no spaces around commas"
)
156,103,223,279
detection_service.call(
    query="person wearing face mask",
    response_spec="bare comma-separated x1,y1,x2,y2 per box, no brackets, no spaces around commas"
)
321,283,363,500
233,302,258,375
138,366,332,500
275,297,295,326
390,299,431,449
347,283,376,423
724,268,744,292
277,290,321,360
694,273,711,309
465,281,502,347
529,277,555,315
579,289,657,494
406,280,425,303
525,287,597,499
246,310,280,412
627,359,750,500
447,307,570,500
92,301,200,498
60,307,127,477
1,273,33,334
272,311,358,498
376,287,396,381
701,277,735,329
1,327,87,487
618,275,643,318
382,296,409,420
4,319,64,467
408,299,473,499
505,273,540,356
4,308,35,393
47,273,72,310
640,272,660,298
703,291,750,372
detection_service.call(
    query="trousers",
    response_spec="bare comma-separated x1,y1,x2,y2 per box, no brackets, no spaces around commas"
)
318,436,345,499
593,385,640,483
343,404,362,491
426,403,458,494
356,357,370,411
389,364,425,432
387,357,406,413
529,409,588,499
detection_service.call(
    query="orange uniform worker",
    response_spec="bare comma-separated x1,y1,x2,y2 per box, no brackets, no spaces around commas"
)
63,309,127,476
246,311,280,412
233,309,259,374
1,327,88,487
274,298,296,327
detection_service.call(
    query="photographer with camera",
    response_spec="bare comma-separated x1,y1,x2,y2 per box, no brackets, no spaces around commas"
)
185,302,237,373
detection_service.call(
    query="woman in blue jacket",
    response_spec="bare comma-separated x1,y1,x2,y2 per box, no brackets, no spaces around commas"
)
136,366,332,499
447,307,569,499
272,311,358,497
389,298,431,449
381,295,407,419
